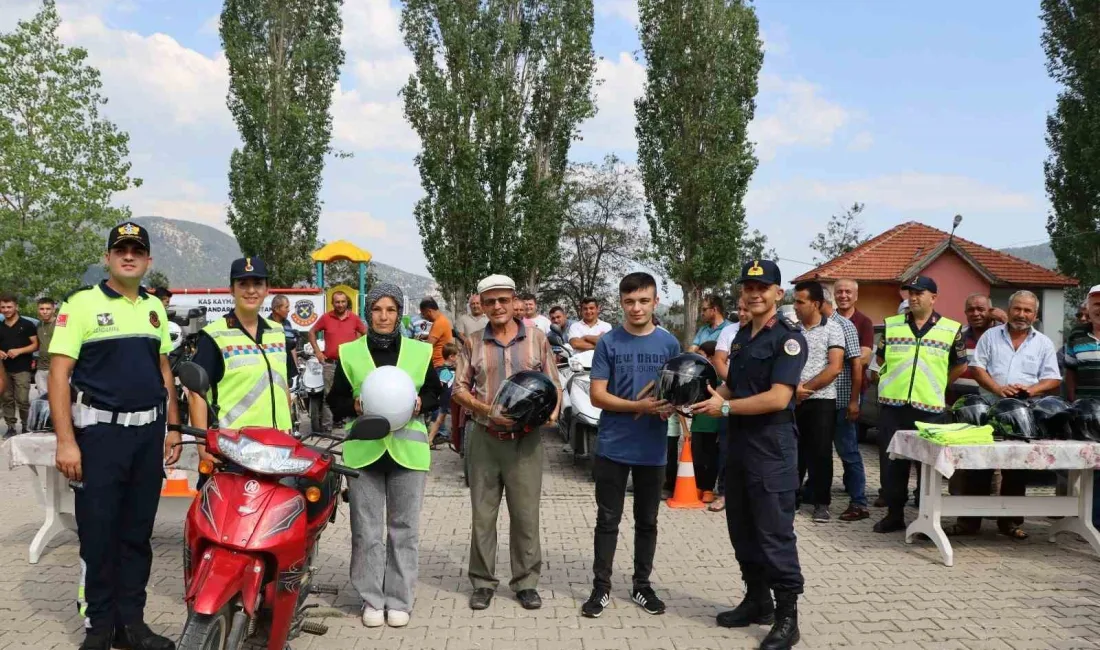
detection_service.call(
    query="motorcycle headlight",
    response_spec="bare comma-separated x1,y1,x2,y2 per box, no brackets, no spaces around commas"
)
218,435,313,475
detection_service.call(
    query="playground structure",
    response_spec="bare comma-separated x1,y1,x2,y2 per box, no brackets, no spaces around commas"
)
311,240,373,316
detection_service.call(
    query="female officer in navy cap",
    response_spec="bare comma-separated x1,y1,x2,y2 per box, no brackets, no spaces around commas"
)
189,257,297,446
693,259,807,650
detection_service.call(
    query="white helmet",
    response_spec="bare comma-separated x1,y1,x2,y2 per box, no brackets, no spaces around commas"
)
359,366,418,432
167,321,182,352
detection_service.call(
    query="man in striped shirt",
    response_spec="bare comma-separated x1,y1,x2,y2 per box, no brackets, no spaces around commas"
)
453,274,562,613
1064,285,1100,530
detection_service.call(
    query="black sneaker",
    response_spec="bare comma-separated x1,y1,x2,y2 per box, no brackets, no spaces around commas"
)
630,587,666,615
812,505,831,523
581,588,611,618
112,622,175,650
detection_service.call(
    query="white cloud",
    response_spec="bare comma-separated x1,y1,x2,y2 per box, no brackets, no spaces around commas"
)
342,0,405,57
596,0,639,27
199,14,219,36
803,173,1037,213
575,52,646,155
352,56,415,94
750,74,851,161
848,131,874,152
331,83,419,151
117,179,229,230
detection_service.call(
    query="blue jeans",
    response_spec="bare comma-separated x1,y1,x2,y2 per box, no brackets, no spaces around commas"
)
834,408,867,507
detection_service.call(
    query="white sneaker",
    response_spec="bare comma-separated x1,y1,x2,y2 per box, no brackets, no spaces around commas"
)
361,607,384,628
386,610,410,627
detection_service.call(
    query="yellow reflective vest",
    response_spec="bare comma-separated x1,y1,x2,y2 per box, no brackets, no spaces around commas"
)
878,313,961,413
202,317,292,430
340,336,432,471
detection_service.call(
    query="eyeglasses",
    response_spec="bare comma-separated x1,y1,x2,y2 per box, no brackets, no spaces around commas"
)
481,296,513,307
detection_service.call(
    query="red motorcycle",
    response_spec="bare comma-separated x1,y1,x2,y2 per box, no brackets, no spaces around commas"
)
174,362,386,650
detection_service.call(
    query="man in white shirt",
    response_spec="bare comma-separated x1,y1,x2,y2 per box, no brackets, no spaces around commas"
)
568,297,612,351
519,292,552,334
955,290,1062,539
714,297,750,379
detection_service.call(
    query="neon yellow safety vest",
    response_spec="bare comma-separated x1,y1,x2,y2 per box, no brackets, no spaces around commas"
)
340,336,432,471
202,317,292,430
878,313,961,412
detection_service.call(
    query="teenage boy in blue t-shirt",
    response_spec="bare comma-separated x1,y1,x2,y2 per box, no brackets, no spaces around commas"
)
582,272,681,619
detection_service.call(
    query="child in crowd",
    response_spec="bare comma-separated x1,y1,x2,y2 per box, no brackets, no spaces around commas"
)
429,342,459,448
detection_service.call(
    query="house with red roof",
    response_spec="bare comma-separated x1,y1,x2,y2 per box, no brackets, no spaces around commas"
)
792,221,1078,347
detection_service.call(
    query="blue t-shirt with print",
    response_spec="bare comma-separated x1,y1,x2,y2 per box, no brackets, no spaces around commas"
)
591,326,681,466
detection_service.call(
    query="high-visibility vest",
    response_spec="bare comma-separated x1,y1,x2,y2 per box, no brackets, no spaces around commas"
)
340,336,432,471
202,317,292,429
878,313,961,412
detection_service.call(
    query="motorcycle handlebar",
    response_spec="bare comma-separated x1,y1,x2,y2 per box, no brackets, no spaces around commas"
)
180,425,208,440
329,464,359,478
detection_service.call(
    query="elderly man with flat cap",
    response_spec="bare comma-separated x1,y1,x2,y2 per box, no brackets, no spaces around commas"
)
452,274,562,612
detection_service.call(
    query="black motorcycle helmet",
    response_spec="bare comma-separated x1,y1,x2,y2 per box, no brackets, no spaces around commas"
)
951,393,991,426
1031,396,1073,440
491,370,559,433
1070,398,1100,442
988,397,1038,441
655,353,718,412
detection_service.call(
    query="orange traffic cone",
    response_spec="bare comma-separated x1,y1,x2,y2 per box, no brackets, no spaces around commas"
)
667,424,704,509
161,468,198,498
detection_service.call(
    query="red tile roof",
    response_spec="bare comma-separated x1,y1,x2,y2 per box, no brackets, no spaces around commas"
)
792,221,1077,288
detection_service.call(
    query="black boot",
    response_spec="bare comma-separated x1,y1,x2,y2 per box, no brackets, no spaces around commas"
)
760,591,800,649
79,628,114,650
112,622,175,650
716,581,774,628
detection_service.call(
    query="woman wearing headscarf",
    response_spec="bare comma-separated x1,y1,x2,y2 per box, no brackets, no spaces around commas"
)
327,284,442,628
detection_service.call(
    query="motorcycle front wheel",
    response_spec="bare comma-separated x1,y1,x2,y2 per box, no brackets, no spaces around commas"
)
178,606,235,650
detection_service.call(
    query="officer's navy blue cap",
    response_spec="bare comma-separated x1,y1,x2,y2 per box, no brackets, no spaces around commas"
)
107,221,151,251
902,275,938,294
230,256,269,281
736,259,782,286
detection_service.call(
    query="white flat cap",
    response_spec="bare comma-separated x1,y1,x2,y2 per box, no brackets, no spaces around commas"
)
477,274,516,294
1089,284,1100,296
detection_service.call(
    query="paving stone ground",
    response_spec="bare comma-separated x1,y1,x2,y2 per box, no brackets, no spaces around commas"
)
2,429,1100,650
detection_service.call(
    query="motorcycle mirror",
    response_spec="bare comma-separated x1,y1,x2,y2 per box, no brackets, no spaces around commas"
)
178,361,211,396
347,415,390,441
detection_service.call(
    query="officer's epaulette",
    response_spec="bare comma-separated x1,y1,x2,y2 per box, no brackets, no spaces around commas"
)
62,285,94,303
777,317,800,333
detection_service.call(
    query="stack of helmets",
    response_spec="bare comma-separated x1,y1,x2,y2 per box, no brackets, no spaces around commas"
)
1069,398,1100,442
1030,396,1074,440
951,393,992,426
987,397,1038,441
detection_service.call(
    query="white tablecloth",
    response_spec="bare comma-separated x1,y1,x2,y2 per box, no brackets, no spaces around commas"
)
6,432,200,471
887,432,1100,479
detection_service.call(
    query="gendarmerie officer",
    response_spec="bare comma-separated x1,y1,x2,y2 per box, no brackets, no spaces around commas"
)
692,260,806,650
49,221,181,650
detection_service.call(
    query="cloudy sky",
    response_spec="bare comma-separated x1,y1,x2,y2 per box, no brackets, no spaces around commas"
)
1,0,1058,282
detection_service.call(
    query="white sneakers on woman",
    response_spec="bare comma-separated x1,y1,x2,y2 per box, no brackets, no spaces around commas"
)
361,606,410,628
361,607,384,628
386,610,411,627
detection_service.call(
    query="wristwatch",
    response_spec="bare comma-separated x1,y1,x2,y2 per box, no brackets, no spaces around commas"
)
720,401,730,417
167,424,182,433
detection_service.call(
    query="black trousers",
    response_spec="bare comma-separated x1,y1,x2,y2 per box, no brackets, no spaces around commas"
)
956,470,1028,530
663,436,679,492
880,405,942,512
795,398,836,506
75,419,165,630
592,455,663,591
725,423,804,594
691,431,720,492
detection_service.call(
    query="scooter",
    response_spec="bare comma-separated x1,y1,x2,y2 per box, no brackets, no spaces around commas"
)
293,342,325,437
549,325,602,470
174,361,388,650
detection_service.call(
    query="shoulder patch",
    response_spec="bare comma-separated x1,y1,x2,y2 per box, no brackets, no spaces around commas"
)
784,338,802,356
62,285,93,303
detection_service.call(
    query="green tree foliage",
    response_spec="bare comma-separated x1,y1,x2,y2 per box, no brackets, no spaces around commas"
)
1042,0,1100,290
221,0,344,287
635,0,764,345
401,0,597,302
810,202,869,264
542,155,645,315
145,269,170,290
0,1,140,300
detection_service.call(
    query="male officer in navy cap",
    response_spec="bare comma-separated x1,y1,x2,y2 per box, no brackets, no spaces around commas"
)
50,221,181,650
693,260,806,650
